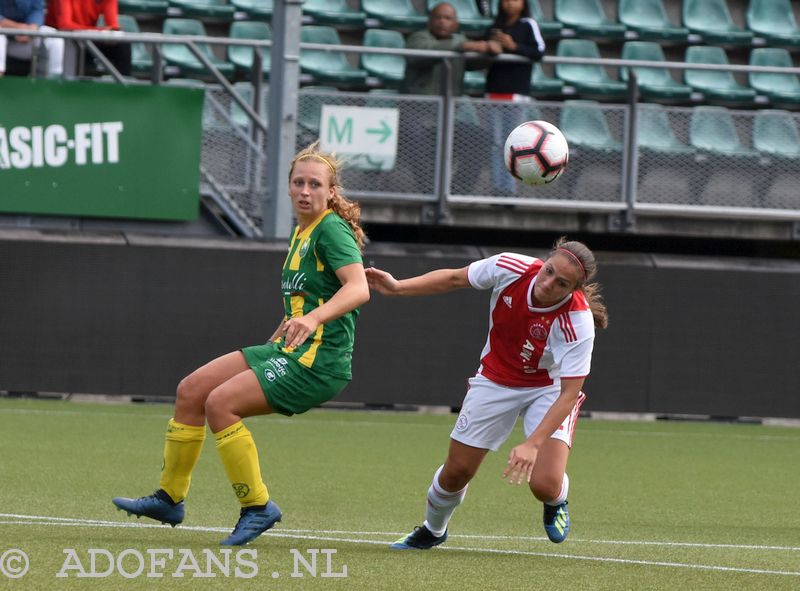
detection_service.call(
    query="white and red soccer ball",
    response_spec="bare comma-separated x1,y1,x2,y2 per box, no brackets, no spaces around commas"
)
503,120,569,186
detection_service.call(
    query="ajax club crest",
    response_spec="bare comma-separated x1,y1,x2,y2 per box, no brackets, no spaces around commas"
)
529,321,549,342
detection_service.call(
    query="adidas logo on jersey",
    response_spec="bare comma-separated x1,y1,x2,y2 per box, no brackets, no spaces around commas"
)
503,296,513,308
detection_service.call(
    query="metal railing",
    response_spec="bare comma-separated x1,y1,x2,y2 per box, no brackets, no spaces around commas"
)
2,27,799,239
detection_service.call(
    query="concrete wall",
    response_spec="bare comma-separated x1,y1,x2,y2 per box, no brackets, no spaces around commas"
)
1,230,798,418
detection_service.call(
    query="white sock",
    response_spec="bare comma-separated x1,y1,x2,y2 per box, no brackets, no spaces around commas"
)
544,473,569,507
422,465,468,537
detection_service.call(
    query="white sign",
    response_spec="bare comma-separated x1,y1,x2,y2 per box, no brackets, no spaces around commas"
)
320,105,399,171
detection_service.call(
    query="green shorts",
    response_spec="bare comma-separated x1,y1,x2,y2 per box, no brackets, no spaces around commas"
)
241,342,350,416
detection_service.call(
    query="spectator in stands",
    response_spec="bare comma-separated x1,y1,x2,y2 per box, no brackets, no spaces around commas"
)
112,142,370,547
45,0,131,76
400,2,500,193
402,1,500,96
484,0,545,194
365,237,608,549
0,0,65,77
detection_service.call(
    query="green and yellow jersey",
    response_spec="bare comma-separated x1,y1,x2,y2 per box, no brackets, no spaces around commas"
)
277,209,363,379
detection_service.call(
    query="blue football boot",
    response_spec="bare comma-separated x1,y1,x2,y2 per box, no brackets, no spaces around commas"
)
543,501,570,543
390,525,448,550
220,500,282,546
113,489,185,527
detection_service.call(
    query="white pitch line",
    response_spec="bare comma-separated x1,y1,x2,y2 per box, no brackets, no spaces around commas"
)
2,513,798,552
1,513,799,576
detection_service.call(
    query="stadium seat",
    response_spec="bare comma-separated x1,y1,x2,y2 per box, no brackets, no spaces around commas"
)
555,39,627,98
227,81,270,129
162,18,235,79
230,0,272,21
682,0,753,45
553,0,626,39
559,100,622,152
689,106,757,156
684,46,757,104
168,0,235,21
361,0,427,30
462,70,486,95
746,0,800,47
636,104,694,154
748,48,800,105
297,85,341,141
425,0,491,33
117,0,168,17
116,15,153,75
530,63,564,97
299,26,368,87
302,0,366,28
752,110,800,158
618,0,688,42
492,0,562,38
361,29,405,88
227,21,271,80
620,42,692,102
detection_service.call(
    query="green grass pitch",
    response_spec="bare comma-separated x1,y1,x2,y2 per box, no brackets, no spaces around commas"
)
0,397,798,590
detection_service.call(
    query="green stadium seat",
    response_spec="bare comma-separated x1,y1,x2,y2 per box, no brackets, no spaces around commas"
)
227,21,271,80
682,0,753,45
116,15,153,74
302,0,366,28
555,39,627,98
426,0,491,33
636,104,694,154
230,0,272,21
162,18,235,79
361,29,405,88
492,0,562,37
297,86,340,140
530,63,564,96
168,0,235,20
227,81,269,129
118,0,168,17
749,48,800,104
618,0,688,42
620,41,692,102
753,109,800,208
746,0,800,47
684,46,757,104
559,99,622,152
462,70,486,95
752,110,800,158
554,0,626,39
361,0,427,30
689,106,757,156
299,26,368,87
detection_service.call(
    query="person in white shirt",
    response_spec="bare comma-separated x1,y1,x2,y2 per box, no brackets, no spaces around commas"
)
365,237,608,548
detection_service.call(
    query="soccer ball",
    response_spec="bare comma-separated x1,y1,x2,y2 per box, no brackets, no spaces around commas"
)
503,121,569,186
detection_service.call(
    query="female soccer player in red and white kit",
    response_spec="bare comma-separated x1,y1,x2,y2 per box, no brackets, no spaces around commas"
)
365,237,608,548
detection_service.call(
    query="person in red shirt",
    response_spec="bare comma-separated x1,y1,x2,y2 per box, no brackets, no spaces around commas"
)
45,0,131,75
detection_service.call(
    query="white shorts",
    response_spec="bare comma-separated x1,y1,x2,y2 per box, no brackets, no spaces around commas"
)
450,374,586,452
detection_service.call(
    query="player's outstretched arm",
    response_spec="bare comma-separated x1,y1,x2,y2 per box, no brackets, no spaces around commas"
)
366,266,471,297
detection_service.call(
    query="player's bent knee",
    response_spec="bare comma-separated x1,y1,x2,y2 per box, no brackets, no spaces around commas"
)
175,372,214,409
529,474,561,502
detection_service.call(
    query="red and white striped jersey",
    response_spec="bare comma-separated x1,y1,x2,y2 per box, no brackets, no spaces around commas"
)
467,252,595,388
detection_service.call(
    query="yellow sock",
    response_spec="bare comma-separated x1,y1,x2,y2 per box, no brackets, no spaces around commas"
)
214,421,269,507
158,419,206,503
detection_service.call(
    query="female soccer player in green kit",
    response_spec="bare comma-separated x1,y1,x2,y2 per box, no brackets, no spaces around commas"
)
113,142,369,545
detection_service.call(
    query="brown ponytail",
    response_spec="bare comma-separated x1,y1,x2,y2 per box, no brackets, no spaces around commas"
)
550,237,609,329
